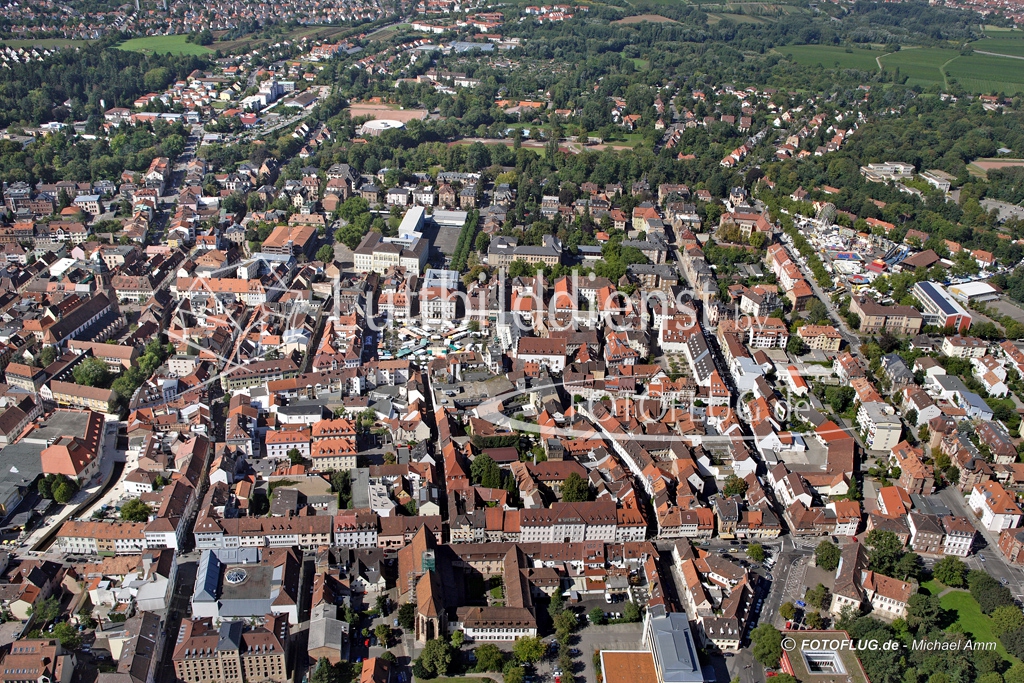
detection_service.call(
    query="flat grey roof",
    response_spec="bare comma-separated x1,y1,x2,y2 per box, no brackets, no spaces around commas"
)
648,613,704,682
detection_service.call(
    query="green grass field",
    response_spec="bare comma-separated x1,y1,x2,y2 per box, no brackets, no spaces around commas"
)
918,579,943,596
117,35,213,55
940,590,1015,663
709,12,767,23
778,44,881,71
946,53,1024,94
972,37,1024,57
878,47,954,87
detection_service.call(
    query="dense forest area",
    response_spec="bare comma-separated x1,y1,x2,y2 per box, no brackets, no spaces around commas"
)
0,34,208,127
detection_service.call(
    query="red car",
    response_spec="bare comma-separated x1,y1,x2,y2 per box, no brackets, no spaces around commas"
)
364,639,370,647
555,676,561,683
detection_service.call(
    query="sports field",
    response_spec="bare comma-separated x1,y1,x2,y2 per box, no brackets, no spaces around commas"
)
117,35,213,55
347,103,428,122
968,158,1024,179
778,44,881,71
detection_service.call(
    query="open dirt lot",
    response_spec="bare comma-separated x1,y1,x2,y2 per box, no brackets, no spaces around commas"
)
968,158,1024,178
613,14,679,23
346,104,428,122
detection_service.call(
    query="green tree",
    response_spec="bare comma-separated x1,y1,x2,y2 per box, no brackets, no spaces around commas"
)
30,596,61,625
339,196,369,223
39,345,57,367
815,541,841,571
470,454,502,489
548,591,564,619
375,624,392,648
805,611,824,629
72,356,110,387
120,498,151,522
895,552,923,581
1003,662,1024,683
750,623,783,668
747,544,766,563
310,658,339,683
825,386,856,413
865,530,905,576
287,448,304,465
504,665,526,683
51,622,81,650
398,602,415,630
380,651,398,665
906,594,944,633
993,605,1024,636
805,584,830,610
561,471,590,502
512,636,546,664
787,336,807,356
622,601,641,622
723,475,747,497
316,245,335,263
473,644,506,672
554,610,578,634
53,479,76,504
932,556,967,587
780,602,796,620
418,638,454,678
589,607,607,625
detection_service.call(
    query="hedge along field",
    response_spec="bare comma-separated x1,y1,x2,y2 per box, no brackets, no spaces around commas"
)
117,35,213,56
777,44,881,71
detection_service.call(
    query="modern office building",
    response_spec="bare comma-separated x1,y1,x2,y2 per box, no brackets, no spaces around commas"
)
913,281,972,333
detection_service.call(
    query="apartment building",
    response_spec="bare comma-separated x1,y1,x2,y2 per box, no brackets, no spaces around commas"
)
43,381,118,414
55,520,148,555
856,402,902,452
332,510,379,548
969,481,1023,532
518,501,619,543
516,337,568,373
890,442,934,495
192,514,332,549
265,428,311,461
941,516,976,557
221,359,300,391
744,317,789,349
0,640,73,683
796,325,842,352
941,335,988,359
907,513,944,554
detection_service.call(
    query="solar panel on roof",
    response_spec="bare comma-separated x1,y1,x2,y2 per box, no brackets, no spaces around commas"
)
920,281,958,316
